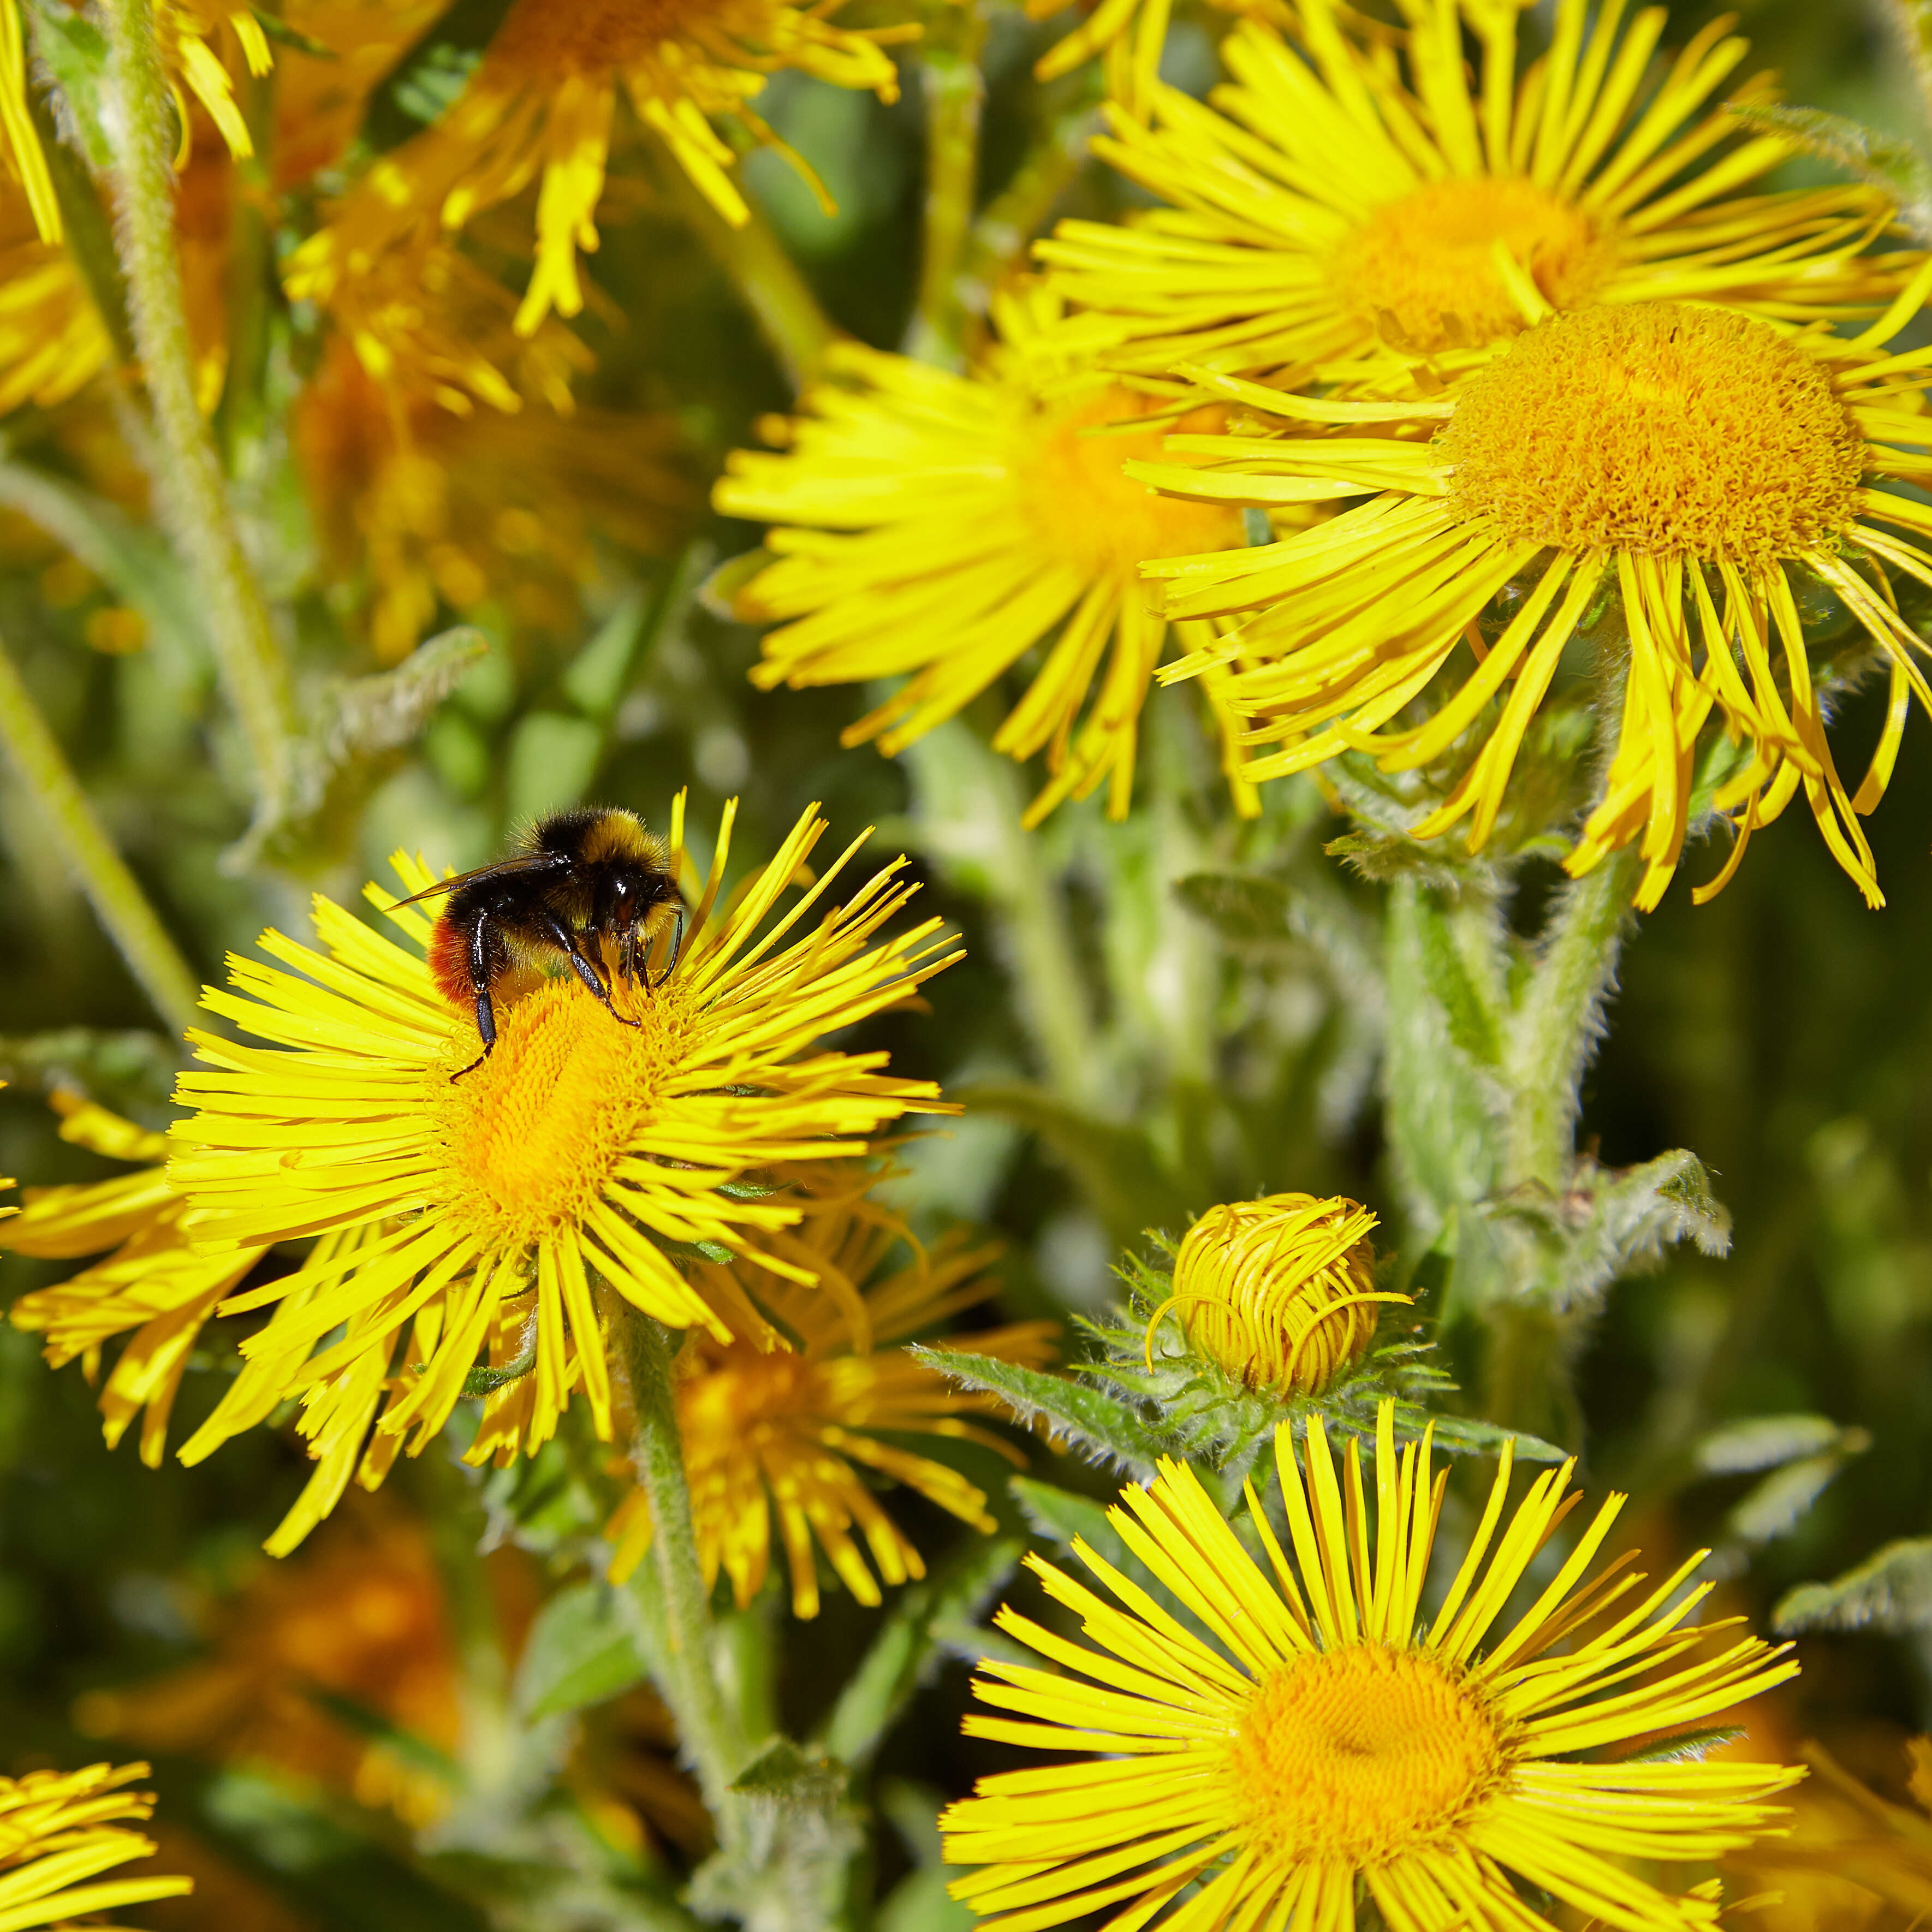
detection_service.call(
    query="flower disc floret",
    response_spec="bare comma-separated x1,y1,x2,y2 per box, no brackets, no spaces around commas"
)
943,1402,1803,1932
1441,305,1865,559
166,799,959,1556
1144,283,1932,910
1151,1193,1402,1396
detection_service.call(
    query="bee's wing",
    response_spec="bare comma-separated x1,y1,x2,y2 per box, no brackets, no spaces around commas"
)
388,853,568,910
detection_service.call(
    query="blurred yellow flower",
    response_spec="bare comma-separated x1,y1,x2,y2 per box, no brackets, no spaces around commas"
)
715,287,1258,825
76,1506,463,1828
0,0,443,422
4,1092,265,1469
163,3,274,160
284,0,917,337
1725,1736,1932,1931
607,1204,1054,1616
943,1401,1802,1932
166,800,959,1555
295,316,689,662
1042,0,1906,382
1150,1192,1406,1395
1144,294,1932,909
0,1761,192,1929
1,0,58,242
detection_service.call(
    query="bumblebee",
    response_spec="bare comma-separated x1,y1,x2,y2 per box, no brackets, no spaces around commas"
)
397,807,684,1079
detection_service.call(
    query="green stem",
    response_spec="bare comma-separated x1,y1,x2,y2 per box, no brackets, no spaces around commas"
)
0,628,201,1035
101,0,297,840
660,148,837,391
905,1,989,368
956,86,1102,324
1501,846,1642,1191
621,1311,748,1822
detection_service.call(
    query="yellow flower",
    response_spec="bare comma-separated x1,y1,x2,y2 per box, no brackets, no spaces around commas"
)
714,287,1259,826
0,1761,192,1929
295,300,688,662
76,1506,462,1829
607,1202,1055,1616
943,1401,1802,1932
1147,1193,1407,1396
1142,293,1932,909
0,183,113,418
163,3,274,160
1,0,58,242
284,0,917,338
3,1093,265,1469
1723,1736,1932,1931
1041,0,1905,382
166,798,960,1556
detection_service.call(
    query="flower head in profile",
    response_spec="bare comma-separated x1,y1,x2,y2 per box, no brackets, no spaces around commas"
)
284,0,916,337
1042,0,1905,382
0,1761,192,1929
165,798,960,1556
1143,292,1932,908
944,1401,1802,1931
1149,1192,1405,1397
3,1092,265,1469
714,286,1258,826
608,1200,1055,1616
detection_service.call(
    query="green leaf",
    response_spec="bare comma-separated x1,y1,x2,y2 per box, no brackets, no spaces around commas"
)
1775,1537,1932,1635
558,592,648,720
912,1347,1164,1477
22,1,114,171
1173,871,1292,944
818,1536,1023,1769
1008,1475,1117,1555
1725,1454,1853,1548
513,1580,651,1720
322,628,490,765
1422,1414,1566,1463
1693,1414,1851,1476
1408,889,1503,1068
730,1738,848,1808
461,1336,536,1396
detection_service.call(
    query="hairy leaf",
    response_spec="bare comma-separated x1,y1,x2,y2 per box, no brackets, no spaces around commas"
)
1776,1537,1932,1634
513,1580,650,1720
913,1347,1164,1477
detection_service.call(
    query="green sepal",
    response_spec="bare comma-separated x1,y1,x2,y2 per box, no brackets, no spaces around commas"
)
817,1535,1023,1770
462,1338,537,1396
910,1346,1166,1478
1775,1537,1932,1635
513,1579,652,1721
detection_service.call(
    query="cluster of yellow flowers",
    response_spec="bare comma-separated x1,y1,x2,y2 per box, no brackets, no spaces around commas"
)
8,0,1927,1922
722,0,1932,908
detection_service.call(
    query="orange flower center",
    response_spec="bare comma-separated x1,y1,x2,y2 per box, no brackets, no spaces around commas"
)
1330,177,1614,352
429,973,690,1253
1439,301,1864,559
490,0,714,74
1228,1646,1508,1865
1018,389,1243,581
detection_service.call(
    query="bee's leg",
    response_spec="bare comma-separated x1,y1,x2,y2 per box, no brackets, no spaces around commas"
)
451,918,498,1080
544,913,642,1029
647,908,684,994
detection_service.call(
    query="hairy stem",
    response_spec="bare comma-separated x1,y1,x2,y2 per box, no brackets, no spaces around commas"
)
905,0,989,367
1503,847,1642,1191
101,0,297,842
956,86,1102,325
660,150,837,391
622,1311,748,1822
0,629,201,1035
